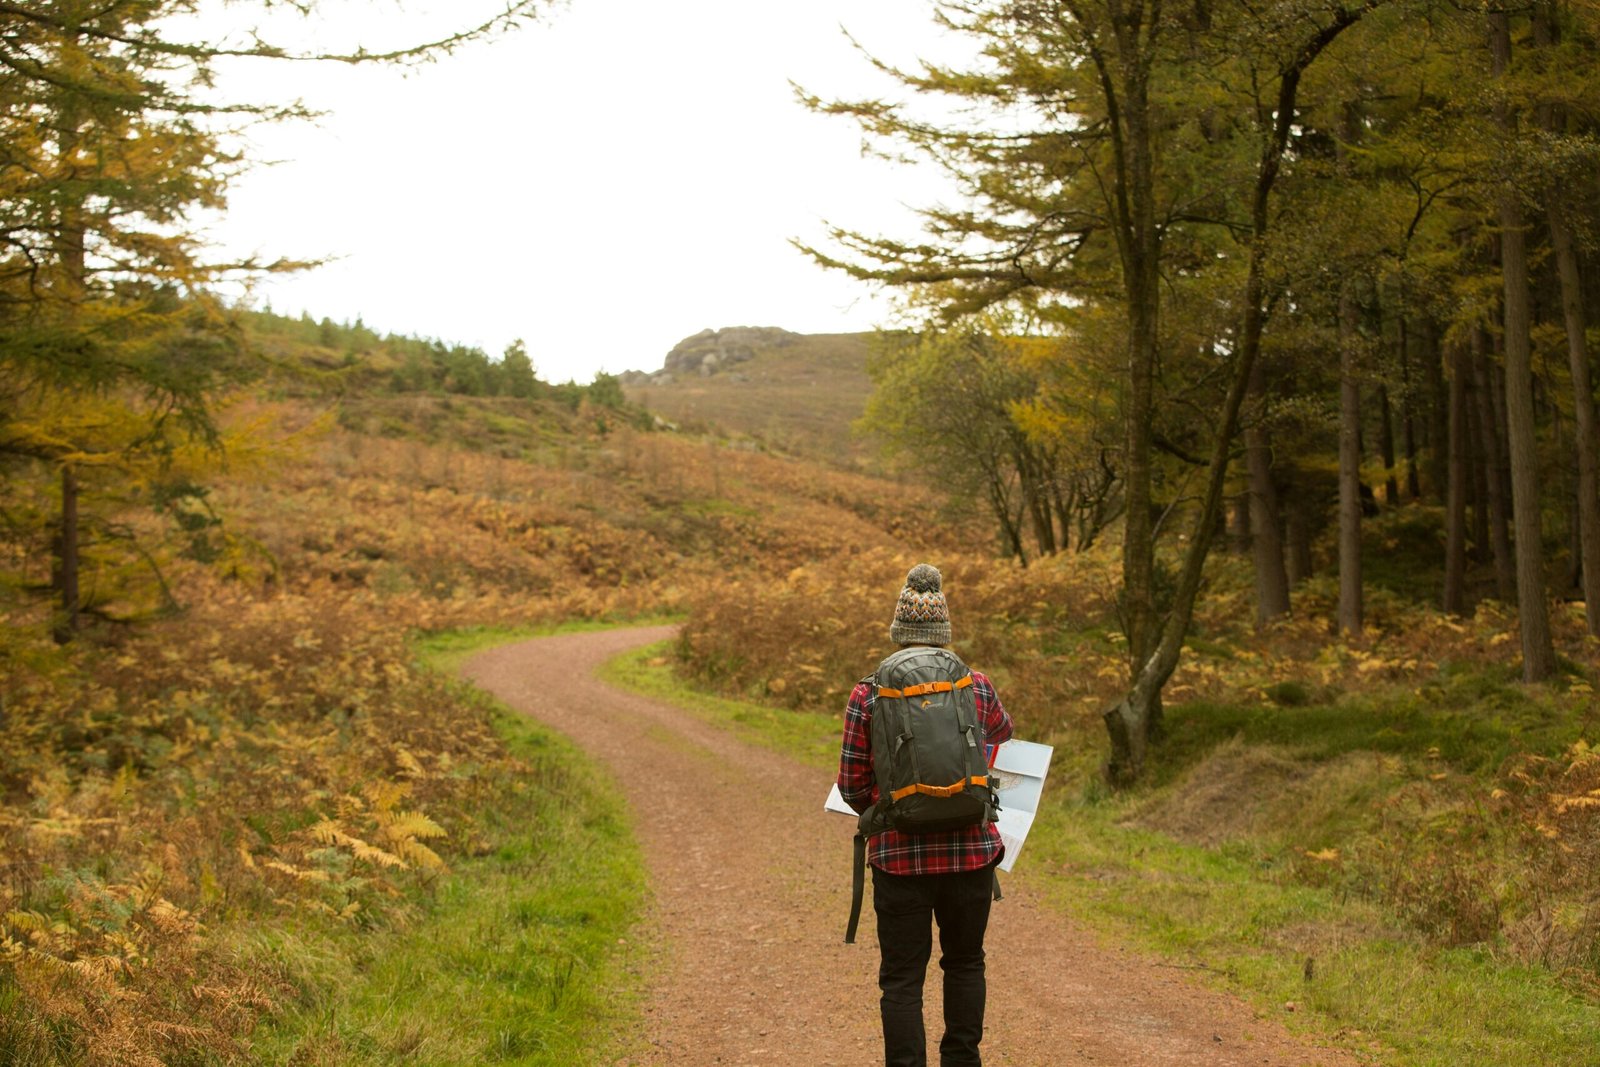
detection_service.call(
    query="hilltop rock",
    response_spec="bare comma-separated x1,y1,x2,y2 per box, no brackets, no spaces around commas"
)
624,326,801,383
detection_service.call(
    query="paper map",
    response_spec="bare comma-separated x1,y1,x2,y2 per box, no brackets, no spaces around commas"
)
825,738,1054,873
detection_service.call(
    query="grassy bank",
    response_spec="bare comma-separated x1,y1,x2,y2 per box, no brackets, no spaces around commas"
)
603,642,1600,1067
245,628,651,1064
0,615,649,1065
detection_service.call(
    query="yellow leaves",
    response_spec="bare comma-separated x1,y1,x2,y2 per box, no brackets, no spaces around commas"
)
363,779,408,814
392,838,448,872
68,953,128,985
263,859,332,883
394,748,427,779
384,810,447,843
1304,847,1341,862
144,898,197,937
303,779,450,878
4,910,57,935
310,820,409,870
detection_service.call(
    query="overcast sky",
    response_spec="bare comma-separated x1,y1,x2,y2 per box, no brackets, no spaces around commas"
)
197,0,966,382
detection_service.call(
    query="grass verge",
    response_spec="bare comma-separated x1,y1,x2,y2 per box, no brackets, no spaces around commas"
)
1029,792,1600,1066
242,625,653,1065
603,645,1600,1067
597,640,840,769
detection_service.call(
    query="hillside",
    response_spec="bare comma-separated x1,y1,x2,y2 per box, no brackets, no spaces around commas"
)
620,327,880,467
0,317,989,1060
8,312,1600,1064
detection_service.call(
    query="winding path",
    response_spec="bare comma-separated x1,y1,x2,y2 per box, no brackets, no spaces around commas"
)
462,627,1368,1066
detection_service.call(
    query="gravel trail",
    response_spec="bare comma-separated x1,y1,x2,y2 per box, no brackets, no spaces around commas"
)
461,626,1368,1066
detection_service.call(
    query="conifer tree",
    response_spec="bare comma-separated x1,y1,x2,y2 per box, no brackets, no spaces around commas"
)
806,0,1380,780
0,1,545,638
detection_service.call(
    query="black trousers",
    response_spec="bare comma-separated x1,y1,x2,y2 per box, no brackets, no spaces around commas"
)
871,863,994,1067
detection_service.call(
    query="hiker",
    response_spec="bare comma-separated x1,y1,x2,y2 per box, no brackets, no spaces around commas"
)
838,563,1014,1067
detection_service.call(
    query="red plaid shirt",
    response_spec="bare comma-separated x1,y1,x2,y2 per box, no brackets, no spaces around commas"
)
837,664,1013,876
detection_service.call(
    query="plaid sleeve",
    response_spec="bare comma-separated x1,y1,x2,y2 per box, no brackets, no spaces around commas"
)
972,671,1013,747
837,681,877,814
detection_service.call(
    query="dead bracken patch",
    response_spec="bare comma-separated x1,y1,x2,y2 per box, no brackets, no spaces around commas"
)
1127,741,1310,846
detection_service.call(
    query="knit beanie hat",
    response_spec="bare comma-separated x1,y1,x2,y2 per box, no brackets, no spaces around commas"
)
889,563,952,646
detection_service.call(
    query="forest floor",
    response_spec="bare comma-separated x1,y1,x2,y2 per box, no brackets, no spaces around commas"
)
462,626,1373,1066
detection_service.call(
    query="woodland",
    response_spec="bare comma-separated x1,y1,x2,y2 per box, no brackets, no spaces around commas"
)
5,0,1600,1063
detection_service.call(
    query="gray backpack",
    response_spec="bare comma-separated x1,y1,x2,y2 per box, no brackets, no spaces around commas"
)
844,646,1000,942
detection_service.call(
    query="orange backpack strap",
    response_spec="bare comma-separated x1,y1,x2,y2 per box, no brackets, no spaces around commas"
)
877,674,973,700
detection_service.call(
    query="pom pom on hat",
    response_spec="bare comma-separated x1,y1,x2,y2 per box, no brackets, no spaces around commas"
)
904,562,942,594
890,563,952,646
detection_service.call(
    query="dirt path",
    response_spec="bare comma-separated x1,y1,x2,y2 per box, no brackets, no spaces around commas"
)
462,627,1370,1066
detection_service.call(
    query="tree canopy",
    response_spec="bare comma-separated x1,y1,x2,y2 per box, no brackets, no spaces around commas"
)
809,0,1600,780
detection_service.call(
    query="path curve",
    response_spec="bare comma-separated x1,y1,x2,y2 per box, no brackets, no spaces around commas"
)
463,627,1368,1066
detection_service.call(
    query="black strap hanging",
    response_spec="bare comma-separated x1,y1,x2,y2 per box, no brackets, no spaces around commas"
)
845,833,867,943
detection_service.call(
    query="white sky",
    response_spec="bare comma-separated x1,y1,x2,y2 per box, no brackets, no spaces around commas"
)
195,0,968,383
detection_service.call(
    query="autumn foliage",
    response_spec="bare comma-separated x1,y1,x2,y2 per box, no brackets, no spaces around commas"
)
0,386,969,1059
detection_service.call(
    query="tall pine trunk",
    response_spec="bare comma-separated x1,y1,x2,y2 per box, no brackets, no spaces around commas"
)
1378,383,1400,506
1444,343,1470,614
1471,327,1517,599
1421,318,1450,501
1246,360,1290,623
1400,319,1423,501
1097,9,1165,781
1537,8,1600,636
1490,11,1557,681
1338,282,1364,634
1105,6,1372,780
1548,215,1600,633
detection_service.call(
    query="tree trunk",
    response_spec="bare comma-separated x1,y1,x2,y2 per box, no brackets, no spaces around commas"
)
53,465,80,644
1444,342,1470,615
1017,449,1058,557
1106,8,1368,780
1378,383,1400,507
1421,318,1449,501
1537,23,1600,635
1469,398,1491,564
1490,10,1557,681
1245,364,1290,622
1471,327,1517,599
1286,494,1314,585
1338,283,1364,635
1231,495,1251,554
1400,318,1422,502
1097,12,1163,782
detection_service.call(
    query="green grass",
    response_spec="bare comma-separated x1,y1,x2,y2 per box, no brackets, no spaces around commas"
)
1028,793,1600,1067
242,625,655,1065
418,617,681,676
1152,670,1580,783
603,648,1600,1067
597,641,840,769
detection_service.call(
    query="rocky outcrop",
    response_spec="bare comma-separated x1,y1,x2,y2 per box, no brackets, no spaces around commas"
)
623,326,800,384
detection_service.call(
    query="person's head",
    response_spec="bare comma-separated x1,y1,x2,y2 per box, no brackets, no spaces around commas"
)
889,562,952,647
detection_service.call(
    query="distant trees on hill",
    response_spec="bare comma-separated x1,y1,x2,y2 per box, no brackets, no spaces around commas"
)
241,309,629,412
